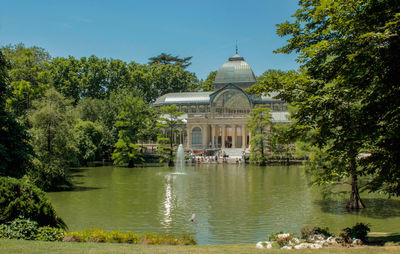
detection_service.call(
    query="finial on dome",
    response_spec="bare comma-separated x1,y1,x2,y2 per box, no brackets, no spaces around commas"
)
235,40,238,54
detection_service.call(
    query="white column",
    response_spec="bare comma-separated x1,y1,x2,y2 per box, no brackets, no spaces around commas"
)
187,125,192,148
215,125,219,148
222,124,226,148
248,128,252,149
232,124,237,148
202,124,208,149
211,124,215,148
242,124,246,149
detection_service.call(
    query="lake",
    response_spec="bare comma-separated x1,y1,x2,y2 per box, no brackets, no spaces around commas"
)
47,164,400,244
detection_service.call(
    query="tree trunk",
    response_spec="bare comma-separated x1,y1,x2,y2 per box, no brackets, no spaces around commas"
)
347,173,365,209
169,128,174,167
286,144,290,165
260,137,266,166
47,123,51,155
128,160,134,168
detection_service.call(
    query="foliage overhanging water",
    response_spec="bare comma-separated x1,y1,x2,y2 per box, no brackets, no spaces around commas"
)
47,165,400,244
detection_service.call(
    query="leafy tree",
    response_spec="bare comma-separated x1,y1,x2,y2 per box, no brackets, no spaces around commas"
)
156,134,172,164
73,120,103,165
76,97,119,160
0,50,9,106
49,56,131,102
29,88,77,164
79,55,109,99
0,176,66,229
0,114,33,178
29,159,73,191
28,88,77,190
247,106,272,166
270,123,295,165
2,44,51,116
198,71,216,92
130,63,199,102
112,89,155,167
106,58,130,92
76,97,105,123
0,50,33,178
157,105,184,166
148,53,192,69
254,0,400,208
48,56,82,103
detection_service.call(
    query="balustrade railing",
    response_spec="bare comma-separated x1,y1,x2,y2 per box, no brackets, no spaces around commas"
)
187,112,249,119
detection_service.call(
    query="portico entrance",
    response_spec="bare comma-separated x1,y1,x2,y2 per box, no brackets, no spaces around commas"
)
190,123,248,149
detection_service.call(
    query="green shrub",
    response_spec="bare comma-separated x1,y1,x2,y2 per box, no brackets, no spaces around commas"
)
300,225,332,240
64,229,196,245
341,223,370,243
0,217,64,241
179,233,197,245
0,217,39,240
35,226,65,241
106,231,126,243
0,177,67,229
29,159,72,191
88,229,107,242
121,231,140,244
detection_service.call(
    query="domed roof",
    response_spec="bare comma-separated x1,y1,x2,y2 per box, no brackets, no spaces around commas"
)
213,54,256,85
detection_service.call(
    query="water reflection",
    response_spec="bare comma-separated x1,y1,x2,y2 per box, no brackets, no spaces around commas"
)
46,165,400,245
316,198,400,219
162,175,173,227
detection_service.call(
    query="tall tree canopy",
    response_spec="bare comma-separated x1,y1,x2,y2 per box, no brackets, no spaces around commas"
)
247,106,272,166
112,89,157,167
0,50,33,178
198,71,217,92
130,63,199,102
28,88,78,190
49,55,199,103
2,44,51,116
148,53,192,69
251,0,400,208
49,56,131,102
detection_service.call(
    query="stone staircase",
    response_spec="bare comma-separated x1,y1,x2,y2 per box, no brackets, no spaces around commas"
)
221,148,247,159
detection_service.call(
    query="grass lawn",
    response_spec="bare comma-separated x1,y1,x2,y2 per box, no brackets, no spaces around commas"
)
1,239,400,254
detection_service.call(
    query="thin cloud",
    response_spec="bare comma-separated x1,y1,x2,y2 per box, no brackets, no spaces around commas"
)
70,16,92,23
60,23,72,29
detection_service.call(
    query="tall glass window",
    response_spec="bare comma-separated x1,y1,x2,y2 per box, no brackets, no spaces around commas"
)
192,127,202,145
212,89,250,113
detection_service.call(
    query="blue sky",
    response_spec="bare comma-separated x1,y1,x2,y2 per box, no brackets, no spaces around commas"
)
1,0,300,79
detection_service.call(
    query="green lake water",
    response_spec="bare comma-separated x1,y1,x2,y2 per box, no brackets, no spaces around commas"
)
46,164,400,244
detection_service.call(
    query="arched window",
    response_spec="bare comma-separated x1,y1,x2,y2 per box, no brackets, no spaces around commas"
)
212,89,250,113
192,127,202,145
213,89,250,108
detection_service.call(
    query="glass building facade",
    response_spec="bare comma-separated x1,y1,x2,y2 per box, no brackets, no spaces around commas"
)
154,53,289,152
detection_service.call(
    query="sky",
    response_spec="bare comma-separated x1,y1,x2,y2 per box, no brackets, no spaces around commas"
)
1,0,300,79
